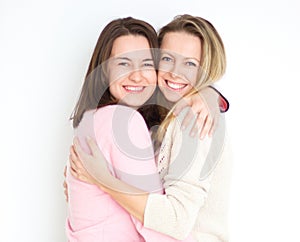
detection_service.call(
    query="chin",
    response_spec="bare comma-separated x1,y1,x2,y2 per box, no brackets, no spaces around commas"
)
166,96,181,104
123,99,146,109
161,90,182,104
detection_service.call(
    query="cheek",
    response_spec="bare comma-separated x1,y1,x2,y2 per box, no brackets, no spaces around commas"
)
145,70,157,85
157,70,163,79
185,85,193,94
108,80,122,99
108,84,115,97
157,71,165,85
108,63,132,83
186,69,199,85
189,77,197,88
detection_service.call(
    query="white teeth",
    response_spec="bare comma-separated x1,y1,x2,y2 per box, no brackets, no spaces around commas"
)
166,80,186,90
124,86,144,91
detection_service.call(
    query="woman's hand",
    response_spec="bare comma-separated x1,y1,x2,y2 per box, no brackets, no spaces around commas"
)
69,137,114,187
173,87,220,139
63,166,68,202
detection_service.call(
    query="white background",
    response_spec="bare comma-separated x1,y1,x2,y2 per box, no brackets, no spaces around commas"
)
1,0,299,241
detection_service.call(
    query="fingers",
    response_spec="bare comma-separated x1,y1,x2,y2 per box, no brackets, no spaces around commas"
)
69,145,83,177
86,137,101,157
63,179,67,189
70,145,80,168
199,115,212,139
173,97,192,116
73,136,99,162
63,165,67,178
69,165,79,179
181,108,196,131
69,152,85,182
71,136,112,186
73,137,85,160
208,111,219,137
185,110,215,139
69,141,93,184
63,179,68,202
63,166,68,202
176,88,220,139
208,120,215,138
193,112,208,138
189,111,208,138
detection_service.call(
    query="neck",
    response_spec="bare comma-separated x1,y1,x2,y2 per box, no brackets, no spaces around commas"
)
157,92,175,110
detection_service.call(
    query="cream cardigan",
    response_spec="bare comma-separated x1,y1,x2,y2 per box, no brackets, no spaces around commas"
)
144,109,232,242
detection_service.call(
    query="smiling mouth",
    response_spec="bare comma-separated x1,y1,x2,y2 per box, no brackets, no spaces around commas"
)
165,80,187,91
123,86,145,93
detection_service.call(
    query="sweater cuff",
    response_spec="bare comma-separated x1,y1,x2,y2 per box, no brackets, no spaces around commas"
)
208,86,229,113
144,193,181,237
144,194,166,230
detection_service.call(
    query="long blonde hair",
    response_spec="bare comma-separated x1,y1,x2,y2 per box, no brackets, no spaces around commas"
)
156,14,226,142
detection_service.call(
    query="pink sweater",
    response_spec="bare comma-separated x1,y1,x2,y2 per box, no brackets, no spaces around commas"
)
65,105,195,242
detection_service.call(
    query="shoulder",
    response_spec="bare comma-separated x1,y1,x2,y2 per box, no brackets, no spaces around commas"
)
93,105,151,148
164,108,228,180
93,105,146,127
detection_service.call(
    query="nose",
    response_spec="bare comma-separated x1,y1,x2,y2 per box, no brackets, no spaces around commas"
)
170,62,182,79
170,70,179,79
129,70,143,83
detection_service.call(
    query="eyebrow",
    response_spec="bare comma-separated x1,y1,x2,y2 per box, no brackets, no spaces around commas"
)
161,51,175,59
143,58,154,62
115,57,131,61
161,51,200,63
184,57,200,63
115,57,153,62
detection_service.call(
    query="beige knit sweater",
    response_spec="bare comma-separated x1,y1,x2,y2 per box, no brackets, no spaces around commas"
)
144,109,232,242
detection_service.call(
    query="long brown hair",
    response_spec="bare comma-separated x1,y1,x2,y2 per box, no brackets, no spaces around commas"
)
156,14,227,142
70,17,159,128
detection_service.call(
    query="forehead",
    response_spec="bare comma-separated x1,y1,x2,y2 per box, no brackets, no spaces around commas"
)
160,32,201,60
110,35,152,57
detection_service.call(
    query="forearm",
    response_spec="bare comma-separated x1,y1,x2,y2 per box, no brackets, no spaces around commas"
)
97,176,149,223
97,176,201,240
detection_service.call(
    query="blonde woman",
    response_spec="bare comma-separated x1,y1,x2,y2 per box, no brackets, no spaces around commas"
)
70,15,232,242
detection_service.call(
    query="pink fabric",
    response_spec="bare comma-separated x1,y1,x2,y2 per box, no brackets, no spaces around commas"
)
66,105,195,242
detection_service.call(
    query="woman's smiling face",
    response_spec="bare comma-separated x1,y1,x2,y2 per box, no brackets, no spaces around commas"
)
108,34,157,108
158,31,201,104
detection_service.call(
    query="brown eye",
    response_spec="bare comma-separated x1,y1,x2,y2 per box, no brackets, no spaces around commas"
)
118,62,129,66
143,62,154,67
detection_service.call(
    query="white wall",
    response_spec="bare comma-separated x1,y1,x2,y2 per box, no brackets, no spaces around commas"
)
1,0,299,241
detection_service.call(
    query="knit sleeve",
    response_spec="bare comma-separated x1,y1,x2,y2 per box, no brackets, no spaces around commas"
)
144,108,225,240
209,85,229,113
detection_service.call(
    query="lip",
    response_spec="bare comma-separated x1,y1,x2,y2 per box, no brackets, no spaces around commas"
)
164,79,188,91
123,85,145,93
